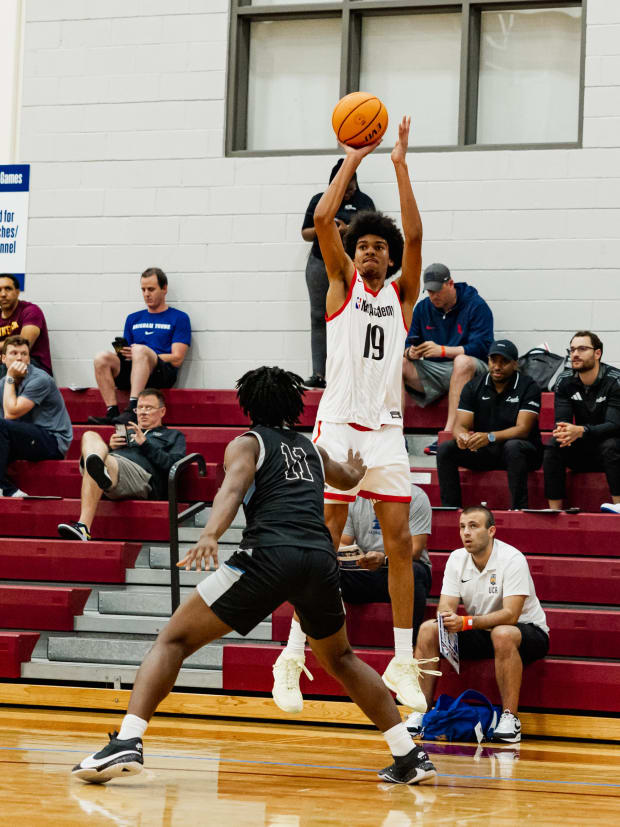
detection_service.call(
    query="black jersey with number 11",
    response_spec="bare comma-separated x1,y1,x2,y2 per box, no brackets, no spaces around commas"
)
238,425,334,555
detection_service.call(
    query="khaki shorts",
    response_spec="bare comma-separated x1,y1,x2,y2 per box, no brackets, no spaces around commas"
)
80,454,152,500
405,356,488,407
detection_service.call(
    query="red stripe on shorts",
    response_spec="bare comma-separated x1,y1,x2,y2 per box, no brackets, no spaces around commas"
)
358,490,411,503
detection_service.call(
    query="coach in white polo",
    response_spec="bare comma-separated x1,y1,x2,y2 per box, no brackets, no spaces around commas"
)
407,505,548,744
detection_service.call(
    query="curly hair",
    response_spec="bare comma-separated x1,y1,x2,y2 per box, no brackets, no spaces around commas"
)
236,366,306,427
343,210,404,278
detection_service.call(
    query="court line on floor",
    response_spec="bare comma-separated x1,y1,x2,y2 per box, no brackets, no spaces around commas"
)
2,746,619,791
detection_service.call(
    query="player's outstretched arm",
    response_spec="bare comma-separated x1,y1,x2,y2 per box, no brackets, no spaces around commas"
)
313,141,382,293
392,117,422,327
318,446,367,491
177,436,258,571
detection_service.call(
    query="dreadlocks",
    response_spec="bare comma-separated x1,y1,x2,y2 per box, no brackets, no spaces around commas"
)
236,366,306,428
343,210,404,278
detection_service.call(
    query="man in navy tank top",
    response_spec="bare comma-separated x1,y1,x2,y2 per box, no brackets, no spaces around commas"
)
72,366,438,787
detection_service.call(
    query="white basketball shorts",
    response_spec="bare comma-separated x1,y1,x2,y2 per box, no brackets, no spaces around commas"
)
312,421,411,503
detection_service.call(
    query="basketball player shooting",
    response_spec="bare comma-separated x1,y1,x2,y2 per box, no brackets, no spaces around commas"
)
272,117,440,716
72,367,437,786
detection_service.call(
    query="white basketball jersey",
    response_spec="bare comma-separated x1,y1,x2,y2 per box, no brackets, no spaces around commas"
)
317,271,408,430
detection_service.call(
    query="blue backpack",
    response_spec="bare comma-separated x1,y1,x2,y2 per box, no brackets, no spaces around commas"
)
421,690,501,743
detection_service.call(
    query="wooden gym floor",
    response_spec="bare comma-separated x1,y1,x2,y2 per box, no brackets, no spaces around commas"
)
2,708,619,826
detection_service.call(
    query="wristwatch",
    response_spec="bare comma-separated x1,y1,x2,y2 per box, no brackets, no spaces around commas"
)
6,376,15,385
487,432,496,443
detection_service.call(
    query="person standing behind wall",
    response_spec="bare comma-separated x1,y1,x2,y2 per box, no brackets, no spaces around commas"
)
301,159,375,389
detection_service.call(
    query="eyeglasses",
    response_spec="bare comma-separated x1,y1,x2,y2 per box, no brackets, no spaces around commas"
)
568,346,594,355
136,405,162,413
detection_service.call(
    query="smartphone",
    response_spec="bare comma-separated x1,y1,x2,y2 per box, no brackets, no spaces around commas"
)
114,424,128,442
112,336,129,354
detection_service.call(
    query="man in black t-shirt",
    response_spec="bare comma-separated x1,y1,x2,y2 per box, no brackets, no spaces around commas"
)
437,340,543,510
301,159,375,388
543,330,620,513
73,367,437,787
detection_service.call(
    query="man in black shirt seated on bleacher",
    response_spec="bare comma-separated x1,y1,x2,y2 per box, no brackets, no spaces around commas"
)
543,330,620,514
58,388,185,541
437,340,543,510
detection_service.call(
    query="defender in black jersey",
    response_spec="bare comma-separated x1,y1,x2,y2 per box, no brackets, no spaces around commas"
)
72,367,437,787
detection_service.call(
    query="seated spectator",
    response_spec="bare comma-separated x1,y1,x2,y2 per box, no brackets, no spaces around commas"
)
0,336,72,497
301,159,375,389
0,273,53,377
58,388,186,541
410,506,549,743
271,484,432,714
543,330,620,514
403,264,493,454
88,268,191,425
437,340,542,511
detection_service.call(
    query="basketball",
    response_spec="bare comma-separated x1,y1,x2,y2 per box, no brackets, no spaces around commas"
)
332,92,388,148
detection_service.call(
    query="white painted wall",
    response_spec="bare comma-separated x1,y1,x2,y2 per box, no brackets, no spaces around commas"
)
17,0,620,387
0,0,23,160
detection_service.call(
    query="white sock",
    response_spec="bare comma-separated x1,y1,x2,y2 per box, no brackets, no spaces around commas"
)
393,627,413,660
284,618,307,659
118,713,148,741
383,722,415,757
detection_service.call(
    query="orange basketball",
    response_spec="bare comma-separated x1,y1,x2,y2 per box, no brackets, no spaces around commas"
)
332,92,388,148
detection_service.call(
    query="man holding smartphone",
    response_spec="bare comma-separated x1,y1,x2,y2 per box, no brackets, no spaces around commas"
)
58,388,186,540
88,268,191,425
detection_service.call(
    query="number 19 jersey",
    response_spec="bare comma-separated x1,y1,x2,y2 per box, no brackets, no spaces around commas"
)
317,272,408,430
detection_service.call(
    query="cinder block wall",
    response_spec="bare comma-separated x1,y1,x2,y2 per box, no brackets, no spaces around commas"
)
19,0,620,387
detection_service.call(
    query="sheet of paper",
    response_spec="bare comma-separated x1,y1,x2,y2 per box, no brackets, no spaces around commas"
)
409,472,431,484
438,614,460,674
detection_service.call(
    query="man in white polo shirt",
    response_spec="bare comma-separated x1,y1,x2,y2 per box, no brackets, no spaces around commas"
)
407,505,548,743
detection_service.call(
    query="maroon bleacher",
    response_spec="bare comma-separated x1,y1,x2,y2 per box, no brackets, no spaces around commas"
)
414,466,611,513
0,632,39,679
0,539,141,583
0,585,90,631
271,603,620,659
0,499,177,541
222,642,620,714
10,459,224,501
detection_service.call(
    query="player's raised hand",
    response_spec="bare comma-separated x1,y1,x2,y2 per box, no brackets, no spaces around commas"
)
339,136,383,160
177,533,219,571
391,116,411,166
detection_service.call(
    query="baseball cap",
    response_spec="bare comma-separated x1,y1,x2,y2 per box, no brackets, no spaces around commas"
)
488,339,519,361
423,263,451,292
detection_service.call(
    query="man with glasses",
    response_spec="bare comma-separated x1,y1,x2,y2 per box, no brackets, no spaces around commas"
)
543,331,620,513
58,388,186,540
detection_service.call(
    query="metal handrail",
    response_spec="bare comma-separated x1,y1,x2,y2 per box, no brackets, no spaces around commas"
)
168,452,207,613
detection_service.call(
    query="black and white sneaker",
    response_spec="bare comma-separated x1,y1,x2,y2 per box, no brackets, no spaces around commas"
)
378,746,437,785
72,731,143,783
58,521,91,541
85,454,113,491
492,710,522,743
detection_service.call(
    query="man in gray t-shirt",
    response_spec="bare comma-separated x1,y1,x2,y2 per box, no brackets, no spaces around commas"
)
0,336,72,497
339,484,432,640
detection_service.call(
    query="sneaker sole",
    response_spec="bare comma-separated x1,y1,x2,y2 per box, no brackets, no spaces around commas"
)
85,455,112,491
72,760,143,784
492,733,521,744
58,524,88,542
382,673,427,713
271,691,303,715
377,766,437,785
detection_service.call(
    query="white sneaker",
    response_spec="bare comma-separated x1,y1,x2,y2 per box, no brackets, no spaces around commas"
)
600,503,620,514
382,657,442,713
7,488,29,498
271,651,313,714
492,710,522,743
405,710,424,736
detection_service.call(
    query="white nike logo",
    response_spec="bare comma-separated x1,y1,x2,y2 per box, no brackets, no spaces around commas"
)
145,331,154,335
482,395,490,400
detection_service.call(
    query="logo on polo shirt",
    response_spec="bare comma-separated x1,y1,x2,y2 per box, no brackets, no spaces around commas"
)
596,396,607,403
571,392,582,401
506,396,519,403
489,570,498,594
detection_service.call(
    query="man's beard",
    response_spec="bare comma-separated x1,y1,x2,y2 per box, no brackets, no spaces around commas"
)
575,358,595,373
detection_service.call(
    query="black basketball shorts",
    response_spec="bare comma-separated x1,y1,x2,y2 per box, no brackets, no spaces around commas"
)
114,355,177,390
457,622,549,666
196,545,345,640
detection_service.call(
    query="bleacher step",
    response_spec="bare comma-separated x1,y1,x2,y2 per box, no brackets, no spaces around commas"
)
73,612,271,640
47,637,224,669
147,544,238,569
21,658,221,689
